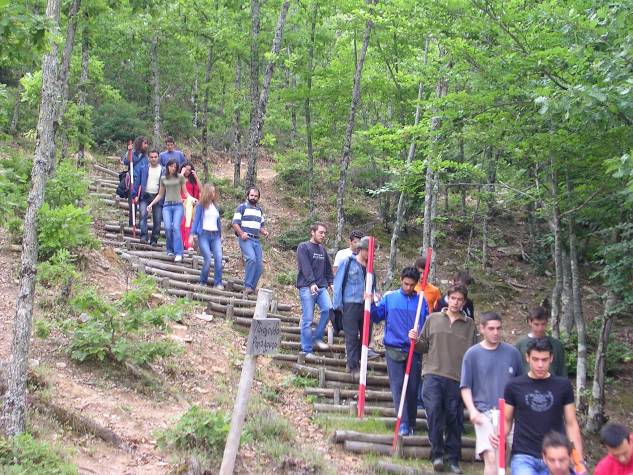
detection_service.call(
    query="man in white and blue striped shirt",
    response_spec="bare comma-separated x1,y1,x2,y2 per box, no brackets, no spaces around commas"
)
232,187,269,294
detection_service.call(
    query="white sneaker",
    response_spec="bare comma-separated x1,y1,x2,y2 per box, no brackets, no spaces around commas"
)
174,255,183,262
215,284,224,291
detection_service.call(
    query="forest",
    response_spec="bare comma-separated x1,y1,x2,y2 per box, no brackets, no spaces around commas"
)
0,0,632,473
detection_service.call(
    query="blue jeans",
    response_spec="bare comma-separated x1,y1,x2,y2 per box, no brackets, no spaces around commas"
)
139,193,162,243
510,454,548,475
238,237,263,290
198,231,223,286
423,374,462,463
299,286,332,353
162,202,184,256
385,350,421,432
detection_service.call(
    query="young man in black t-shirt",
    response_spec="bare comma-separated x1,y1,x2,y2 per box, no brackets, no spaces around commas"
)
492,339,586,475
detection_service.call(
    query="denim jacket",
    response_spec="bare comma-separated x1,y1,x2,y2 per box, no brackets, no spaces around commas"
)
190,203,222,238
332,256,368,308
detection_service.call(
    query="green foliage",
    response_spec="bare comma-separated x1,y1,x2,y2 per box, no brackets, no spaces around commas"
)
156,405,229,455
562,319,633,378
274,151,309,194
0,433,77,475
244,407,294,443
34,319,52,339
0,152,32,220
275,270,297,286
92,100,148,151
45,161,90,208
37,204,97,260
276,224,308,251
161,104,195,140
67,276,186,365
37,249,79,289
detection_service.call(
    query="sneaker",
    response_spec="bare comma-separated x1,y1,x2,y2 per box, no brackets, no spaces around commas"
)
150,241,158,247
243,287,255,296
215,284,224,291
174,255,182,262
139,237,148,244
187,247,194,251
167,252,175,257
350,369,360,381
313,341,329,351
432,458,444,472
448,463,463,474
398,422,409,436
367,348,381,359
300,352,316,359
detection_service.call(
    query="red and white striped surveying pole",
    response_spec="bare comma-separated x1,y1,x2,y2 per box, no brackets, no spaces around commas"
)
357,236,375,418
392,248,432,450
498,398,506,475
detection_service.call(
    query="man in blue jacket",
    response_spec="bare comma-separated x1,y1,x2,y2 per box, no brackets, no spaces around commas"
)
133,150,164,245
371,266,428,436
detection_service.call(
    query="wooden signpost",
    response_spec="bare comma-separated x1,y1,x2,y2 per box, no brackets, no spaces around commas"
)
219,289,280,474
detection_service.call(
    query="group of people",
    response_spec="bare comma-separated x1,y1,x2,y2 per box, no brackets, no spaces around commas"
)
292,224,631,475
120,136,269,293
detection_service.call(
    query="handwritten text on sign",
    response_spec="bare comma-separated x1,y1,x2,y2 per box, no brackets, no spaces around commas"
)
246,318,281,356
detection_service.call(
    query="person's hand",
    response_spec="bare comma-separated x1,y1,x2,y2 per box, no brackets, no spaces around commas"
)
147,204,153,212
240,231,249,240
261,228,269,238
408,329,418,340
310,284,319,295
469,408,484,425
127,142,133,151
489,433,499,449
188,235,195,248
132,197,138,205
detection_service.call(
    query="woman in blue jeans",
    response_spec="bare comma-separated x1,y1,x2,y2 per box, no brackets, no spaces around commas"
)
147,159,196,262
189,184,223,289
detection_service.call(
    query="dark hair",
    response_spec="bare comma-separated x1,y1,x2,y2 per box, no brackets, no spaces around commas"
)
165,135,175,143
414,255,426,270
133,136,147,153
528,306,549,322
526,337,553,356
148,149,159,156
452,270,474,286
349,229,363,241
447,284,468,299
310,222,327,233
165,158,179,178
542,431,572,454
246,187,260,198
600,423,630,448
181,160,196,184
480,311,501,326
401,266,420,282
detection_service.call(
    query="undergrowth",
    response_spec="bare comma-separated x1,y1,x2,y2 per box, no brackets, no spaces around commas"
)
0,433,77,475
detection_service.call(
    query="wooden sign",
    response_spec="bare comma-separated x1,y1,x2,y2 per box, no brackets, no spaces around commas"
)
246,318,280,356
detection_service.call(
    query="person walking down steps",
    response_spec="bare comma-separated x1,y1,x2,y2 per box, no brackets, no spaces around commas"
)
189,184,223,290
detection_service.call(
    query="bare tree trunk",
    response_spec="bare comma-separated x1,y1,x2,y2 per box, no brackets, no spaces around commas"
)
386,56,426,285
549,157,562,338
561,248,574,335
192,64,199,129
334,1,375,245
232,59,242,187
77,12,89,166
284,50,297,144
585,290,617,432
1,0,62,437
567,175,587,413
244,0,291,189
249,0,260,125
150,35,161,147
305,2,318,218
200,47,213,183
429,175,439,281
10,78,23,136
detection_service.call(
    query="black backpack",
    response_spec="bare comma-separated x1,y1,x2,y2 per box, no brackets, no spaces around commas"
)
116,170,131,199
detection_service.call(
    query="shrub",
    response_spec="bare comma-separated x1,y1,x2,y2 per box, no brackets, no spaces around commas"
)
37,249,80,304
45,161,89,208
92,100,148,152
67,276,186,365
245,407,294,443
276,270,297,286
274,151,309,193
156,405,229,455
37,203,98,259
277,223,310,251
0,433,77,475
0,153,32,220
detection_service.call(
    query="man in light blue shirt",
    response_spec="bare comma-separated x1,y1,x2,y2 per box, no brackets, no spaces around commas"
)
159,136,186,169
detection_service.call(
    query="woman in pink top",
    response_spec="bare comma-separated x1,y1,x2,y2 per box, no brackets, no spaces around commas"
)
180,161,201,250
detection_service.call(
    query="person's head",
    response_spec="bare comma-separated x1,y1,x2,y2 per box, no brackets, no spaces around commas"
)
356,236,371,262
600,423,633,465
446,285,468,313
199,183,218,208
134,136,149,154
541,432,573,475
526,338,553,378
181,160,195,181
165,136,175,152
528,306,549,338
479,312,502,346
246,187,260,206
165,158,179,178
148,150,159,166
414,254,427,274
451,270,473,287
400,266,420,296
348,229,363,252
310,223,327,245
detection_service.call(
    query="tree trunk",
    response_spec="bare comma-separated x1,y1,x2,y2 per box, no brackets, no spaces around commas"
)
150,35,161,147
249,0,260,125
200,47,214,183
77,12,89,166
0,0,62,437
334,1,375,245
386,63,426,285
549,157,563,338
244,0,291,189
561,248,574,335
305,2,318,218
192,64,199,129
482,147,495,273
585,290,617,432
232,59,242,187
567,175,587,413
10,81,23,136
429,174,439,281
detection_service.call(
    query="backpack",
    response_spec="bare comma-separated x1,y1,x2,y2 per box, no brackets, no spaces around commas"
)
116,170,131,199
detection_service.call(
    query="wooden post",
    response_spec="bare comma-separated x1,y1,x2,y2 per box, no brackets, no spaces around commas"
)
334,388,341,405
226,304,235,322
318,367,326,388
270,299,278,314
220,289,274,475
